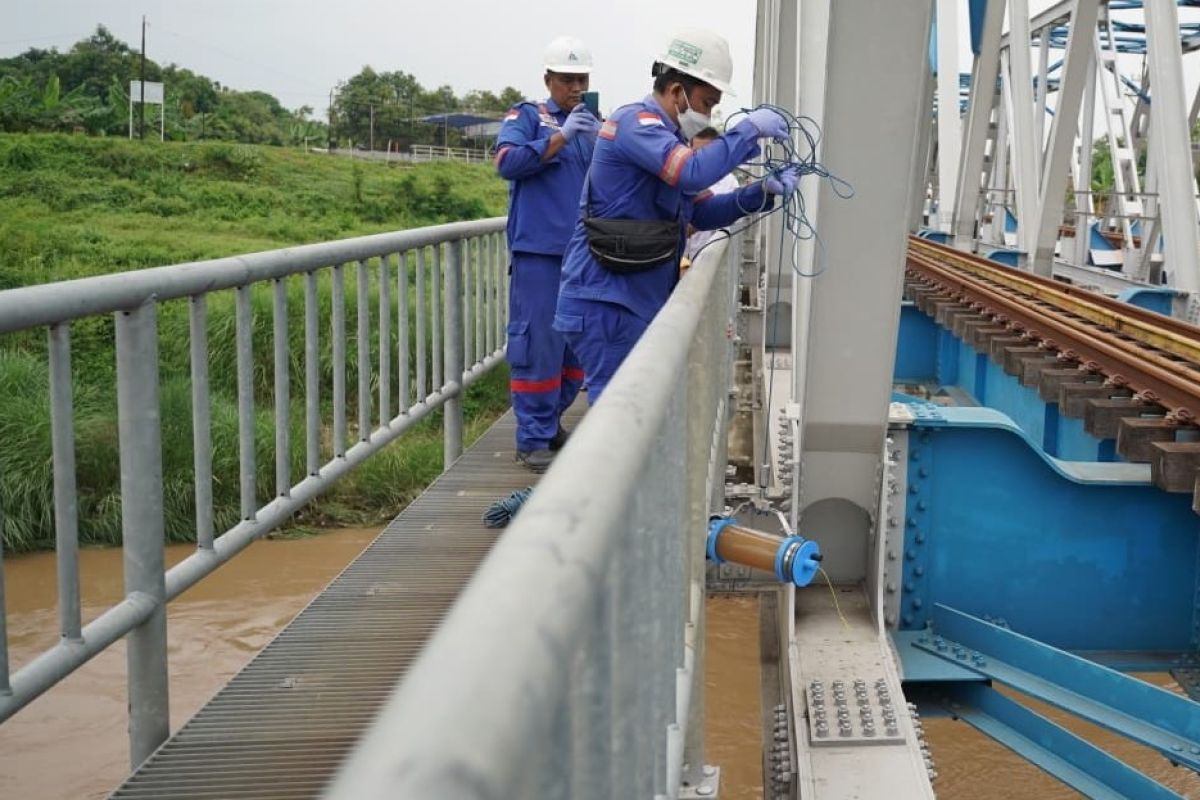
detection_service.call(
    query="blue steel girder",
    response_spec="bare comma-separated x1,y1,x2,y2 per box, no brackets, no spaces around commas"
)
930,682,1183,799
892,401,1199,648
914,605,1200,772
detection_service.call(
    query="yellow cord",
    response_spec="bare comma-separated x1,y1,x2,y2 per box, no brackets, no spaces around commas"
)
817,566,851,630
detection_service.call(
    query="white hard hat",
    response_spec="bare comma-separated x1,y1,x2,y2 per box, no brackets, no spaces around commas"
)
655,28,734,94
543,35,593,74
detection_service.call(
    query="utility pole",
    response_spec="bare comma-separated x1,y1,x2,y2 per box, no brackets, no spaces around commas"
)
369,103,375,152
139,16,147,140
328,87,336,151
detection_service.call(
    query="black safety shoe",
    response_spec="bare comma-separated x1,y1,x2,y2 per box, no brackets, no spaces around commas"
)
515,448,555,473
549,426,571,451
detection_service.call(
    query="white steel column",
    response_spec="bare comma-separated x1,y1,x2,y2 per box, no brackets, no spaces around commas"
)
1094,27,1144,261
913,62,938,232
796,0,933,577
935,0,962,230
1032,0,1101,276
1035,25,1051,150
987,90,1012,245
790,0,831,535
953,0,1007,243
1005,0,1041,257
1145,0,1200,294
787,4,938,793
1073,49,1097,269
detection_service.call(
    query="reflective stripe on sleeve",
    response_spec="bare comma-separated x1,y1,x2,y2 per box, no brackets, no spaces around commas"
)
659,144,693,187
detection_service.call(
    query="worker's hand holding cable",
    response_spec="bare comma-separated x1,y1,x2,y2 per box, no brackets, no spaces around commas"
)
741,108,791,142
560,104,601,141
764,164,802,196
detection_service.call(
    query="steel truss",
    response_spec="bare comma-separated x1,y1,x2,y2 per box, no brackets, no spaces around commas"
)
935,0,1200,311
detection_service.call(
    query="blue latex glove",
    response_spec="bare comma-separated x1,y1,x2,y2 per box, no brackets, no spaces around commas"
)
743,108,790,142
560,104,601,141
765,165,802,196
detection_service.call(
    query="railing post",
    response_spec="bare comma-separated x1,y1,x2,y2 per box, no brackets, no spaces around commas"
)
114,302,169,769
48,323,81,642
443,238,465,467
0,527,9,697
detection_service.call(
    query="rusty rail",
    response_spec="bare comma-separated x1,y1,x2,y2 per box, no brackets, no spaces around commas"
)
910,237,1200,363
906,242,1200,424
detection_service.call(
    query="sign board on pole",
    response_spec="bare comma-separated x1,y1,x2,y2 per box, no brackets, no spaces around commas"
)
129,81,165,105
128,81,167,140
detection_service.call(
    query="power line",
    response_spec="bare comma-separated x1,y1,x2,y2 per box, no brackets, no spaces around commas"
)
157,28,329,97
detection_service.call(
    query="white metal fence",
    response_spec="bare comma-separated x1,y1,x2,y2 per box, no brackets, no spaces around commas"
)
0,217,509,768
409,144,492,163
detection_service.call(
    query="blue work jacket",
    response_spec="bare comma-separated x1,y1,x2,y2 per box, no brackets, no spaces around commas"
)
558,95,771,322
494,98,596,257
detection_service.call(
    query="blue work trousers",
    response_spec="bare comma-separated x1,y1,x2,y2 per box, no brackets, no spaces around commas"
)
553,297,650,405
507,252,583,451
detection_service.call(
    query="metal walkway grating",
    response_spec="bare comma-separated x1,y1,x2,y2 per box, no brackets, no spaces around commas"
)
109,408,563,799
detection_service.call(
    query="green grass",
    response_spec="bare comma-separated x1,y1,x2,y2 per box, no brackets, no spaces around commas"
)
0,133,512,552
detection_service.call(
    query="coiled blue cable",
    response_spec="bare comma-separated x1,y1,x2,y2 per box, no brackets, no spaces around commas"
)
482,487,533,529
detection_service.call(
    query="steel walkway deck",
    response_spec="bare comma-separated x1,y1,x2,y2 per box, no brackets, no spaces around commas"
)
109,407,569,799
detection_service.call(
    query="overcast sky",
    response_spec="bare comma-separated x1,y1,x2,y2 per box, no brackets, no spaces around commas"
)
4,1,1196,121
1,0,759,116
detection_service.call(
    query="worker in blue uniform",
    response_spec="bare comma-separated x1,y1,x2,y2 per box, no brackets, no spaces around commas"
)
494,36,600,472
555,28,800,403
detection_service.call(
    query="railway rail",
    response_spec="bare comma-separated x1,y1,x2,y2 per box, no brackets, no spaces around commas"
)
905,236,1200,510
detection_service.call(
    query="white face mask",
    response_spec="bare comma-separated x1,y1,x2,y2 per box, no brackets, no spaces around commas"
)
676,90,711,140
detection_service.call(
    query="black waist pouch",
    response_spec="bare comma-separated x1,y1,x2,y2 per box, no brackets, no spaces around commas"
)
583,216,679,274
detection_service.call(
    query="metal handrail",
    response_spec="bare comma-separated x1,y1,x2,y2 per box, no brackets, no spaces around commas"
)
326,235,739,799
0,217,510,769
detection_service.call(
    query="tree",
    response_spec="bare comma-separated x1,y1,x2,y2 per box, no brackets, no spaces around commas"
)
498,86,525,109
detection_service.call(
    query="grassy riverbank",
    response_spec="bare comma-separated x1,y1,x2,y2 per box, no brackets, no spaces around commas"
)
0,133,511,551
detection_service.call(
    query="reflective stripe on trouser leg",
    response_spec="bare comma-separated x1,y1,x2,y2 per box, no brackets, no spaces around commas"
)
558,344,584,413
507,252,569,451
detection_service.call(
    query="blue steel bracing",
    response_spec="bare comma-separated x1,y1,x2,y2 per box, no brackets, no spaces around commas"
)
934,683,1183,799
915,605,1200,772
968,0,988,56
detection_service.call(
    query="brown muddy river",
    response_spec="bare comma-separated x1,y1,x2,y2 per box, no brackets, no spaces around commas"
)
0,528,380,800
1,545,1197,799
